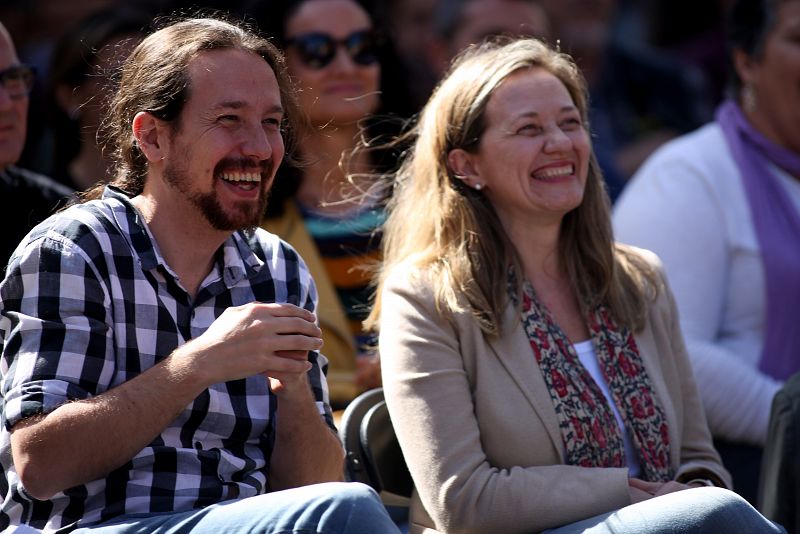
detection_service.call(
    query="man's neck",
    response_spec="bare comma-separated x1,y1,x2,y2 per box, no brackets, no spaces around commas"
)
130,193,229,299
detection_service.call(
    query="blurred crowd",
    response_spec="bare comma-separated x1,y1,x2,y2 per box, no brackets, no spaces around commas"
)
3,0,729,197
3,0,800,531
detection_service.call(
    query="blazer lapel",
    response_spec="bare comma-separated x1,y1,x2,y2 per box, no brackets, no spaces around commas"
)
486,302,564,459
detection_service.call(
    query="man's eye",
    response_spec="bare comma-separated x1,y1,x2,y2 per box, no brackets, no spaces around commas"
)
263,118,284,132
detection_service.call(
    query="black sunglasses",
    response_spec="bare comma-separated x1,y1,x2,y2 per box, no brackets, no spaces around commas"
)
285,30,379,70
0,65,35,99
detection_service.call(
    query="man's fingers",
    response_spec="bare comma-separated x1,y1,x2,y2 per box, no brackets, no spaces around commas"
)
268,334,323,354
264,316,322,338
250,302,316,322
275,349,313,361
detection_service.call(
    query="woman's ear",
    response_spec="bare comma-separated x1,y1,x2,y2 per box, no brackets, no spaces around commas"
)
447,148,481,189
447,148,476,182
132,111,166,163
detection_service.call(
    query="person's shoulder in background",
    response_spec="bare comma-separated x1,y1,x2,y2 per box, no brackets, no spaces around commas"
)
0,164,74,273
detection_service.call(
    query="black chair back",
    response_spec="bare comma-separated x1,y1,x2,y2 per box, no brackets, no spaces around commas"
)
339,387,413,504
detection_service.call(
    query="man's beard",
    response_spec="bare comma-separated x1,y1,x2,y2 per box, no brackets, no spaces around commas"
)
164,156,271,231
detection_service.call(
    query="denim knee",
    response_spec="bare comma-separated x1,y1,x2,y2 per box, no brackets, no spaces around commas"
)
321,482,400,534
695,487,784,533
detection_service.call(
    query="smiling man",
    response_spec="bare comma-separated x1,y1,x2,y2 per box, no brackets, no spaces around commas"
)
0,17,398,533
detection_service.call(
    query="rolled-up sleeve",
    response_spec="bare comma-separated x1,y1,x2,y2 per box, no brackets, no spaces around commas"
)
1,232,113,430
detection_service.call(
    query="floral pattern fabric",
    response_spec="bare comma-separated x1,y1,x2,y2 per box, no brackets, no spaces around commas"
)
518,281,672,482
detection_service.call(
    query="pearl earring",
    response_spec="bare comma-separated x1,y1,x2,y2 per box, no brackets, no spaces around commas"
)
474,183,483,190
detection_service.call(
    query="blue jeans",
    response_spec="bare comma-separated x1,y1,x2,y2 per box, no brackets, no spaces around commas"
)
74,482,401,534
545,487,785,533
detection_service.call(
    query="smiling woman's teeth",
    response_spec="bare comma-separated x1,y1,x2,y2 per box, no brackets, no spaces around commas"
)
533,164,574,180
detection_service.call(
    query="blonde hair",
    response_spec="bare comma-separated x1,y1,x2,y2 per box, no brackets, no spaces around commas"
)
365,38,659,335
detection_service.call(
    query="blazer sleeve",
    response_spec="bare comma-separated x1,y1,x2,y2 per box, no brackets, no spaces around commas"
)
379,268,631,534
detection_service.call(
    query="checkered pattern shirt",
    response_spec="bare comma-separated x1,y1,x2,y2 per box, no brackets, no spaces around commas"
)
0,187,334,531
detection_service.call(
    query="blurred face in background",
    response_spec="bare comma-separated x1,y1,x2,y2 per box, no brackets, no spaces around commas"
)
0,25,28,170
388,0,437,65
537,0,616,53
736,0,800,154
284,0,381,127
448,0,550,58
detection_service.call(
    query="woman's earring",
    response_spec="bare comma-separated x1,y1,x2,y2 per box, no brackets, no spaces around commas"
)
453,172,481,191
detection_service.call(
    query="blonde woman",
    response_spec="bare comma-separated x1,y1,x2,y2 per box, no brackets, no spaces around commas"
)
366,38,782,533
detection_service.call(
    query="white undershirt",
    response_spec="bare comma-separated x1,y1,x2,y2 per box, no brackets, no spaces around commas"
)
573,340,641,477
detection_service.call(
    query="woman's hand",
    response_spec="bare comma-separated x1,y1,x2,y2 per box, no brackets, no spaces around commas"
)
628,477,694,502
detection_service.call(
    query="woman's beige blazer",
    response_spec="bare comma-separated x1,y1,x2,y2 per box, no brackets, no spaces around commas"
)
379,250,731,534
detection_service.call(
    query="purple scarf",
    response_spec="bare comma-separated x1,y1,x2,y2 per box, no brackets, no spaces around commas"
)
717,99,800,380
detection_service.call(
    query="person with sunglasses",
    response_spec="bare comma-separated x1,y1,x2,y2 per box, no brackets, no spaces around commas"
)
0,22,73,275
255,0,400,409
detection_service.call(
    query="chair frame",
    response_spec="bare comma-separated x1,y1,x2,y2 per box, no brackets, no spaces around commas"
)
339,387,413,506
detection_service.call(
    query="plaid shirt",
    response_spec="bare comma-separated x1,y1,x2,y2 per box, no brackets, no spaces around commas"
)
0,187,333,532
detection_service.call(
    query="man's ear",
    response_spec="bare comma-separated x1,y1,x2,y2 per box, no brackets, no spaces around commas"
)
132,111,167,163
447,148,479,186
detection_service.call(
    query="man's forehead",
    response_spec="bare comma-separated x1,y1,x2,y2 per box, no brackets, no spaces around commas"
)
188,48,270,78
186,49,282,110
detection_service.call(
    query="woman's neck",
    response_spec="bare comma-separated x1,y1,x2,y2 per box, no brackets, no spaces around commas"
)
296,122,375,215
512,221,590,342
499,211,562,280
517,227,562,289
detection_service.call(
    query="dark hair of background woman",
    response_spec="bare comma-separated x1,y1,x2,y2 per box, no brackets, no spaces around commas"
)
726,0,781,98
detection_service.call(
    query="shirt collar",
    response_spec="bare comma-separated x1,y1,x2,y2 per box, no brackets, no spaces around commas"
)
103,185,265,288
218,228,266,288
